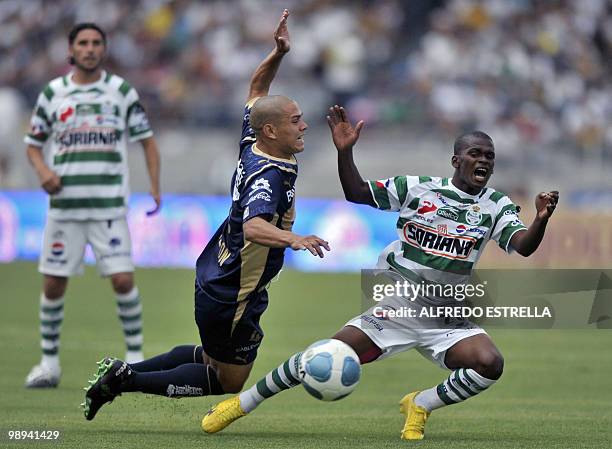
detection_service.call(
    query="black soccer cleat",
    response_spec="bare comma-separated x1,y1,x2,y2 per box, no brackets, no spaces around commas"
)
81,357,133,421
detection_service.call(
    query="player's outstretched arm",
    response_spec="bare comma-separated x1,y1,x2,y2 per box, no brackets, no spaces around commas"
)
139,136,162,215
26,144,62,194
326,105,373,206
510,191,559,257
247,9,291,103
244,217,330,258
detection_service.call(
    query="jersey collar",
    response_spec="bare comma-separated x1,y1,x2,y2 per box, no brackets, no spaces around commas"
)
65,70,107,88
448,178,488,200
252,143,297,165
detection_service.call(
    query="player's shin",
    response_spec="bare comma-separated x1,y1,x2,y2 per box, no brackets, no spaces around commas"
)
415,368,497,411
121,363,223,397
239,351,302,412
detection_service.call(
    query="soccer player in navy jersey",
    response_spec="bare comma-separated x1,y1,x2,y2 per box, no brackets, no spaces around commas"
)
82,9,330,421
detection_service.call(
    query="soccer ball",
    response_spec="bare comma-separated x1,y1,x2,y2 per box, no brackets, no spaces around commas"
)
299,339,361,401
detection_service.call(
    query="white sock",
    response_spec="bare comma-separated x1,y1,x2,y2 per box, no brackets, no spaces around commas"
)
239,352,302,413
39,294,64,370
116,287,143,358
415,368,497,412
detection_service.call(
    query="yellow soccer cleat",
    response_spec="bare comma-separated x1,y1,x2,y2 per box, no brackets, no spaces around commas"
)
399,391,431,440
202,396,247,434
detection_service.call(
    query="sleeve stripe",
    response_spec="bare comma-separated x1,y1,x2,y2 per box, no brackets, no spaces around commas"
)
500,226,527,253
43,85,54,101
367,181,380,209
246,97,260,108
370,181,391,210
119,81,132,97
394,176,408,205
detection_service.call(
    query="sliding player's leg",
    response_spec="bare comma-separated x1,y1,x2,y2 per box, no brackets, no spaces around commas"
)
83,284,267,420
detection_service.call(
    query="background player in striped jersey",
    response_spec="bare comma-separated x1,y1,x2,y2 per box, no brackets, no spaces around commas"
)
80,10,330,422
202,105,559,439
24,23,161,388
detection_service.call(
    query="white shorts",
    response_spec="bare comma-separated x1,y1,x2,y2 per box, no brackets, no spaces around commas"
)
39,217,134,277
346,293,487,370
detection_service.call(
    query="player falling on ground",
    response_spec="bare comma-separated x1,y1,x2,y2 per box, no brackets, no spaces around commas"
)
202,105,559,440
24,23,161,388
81,9,330,421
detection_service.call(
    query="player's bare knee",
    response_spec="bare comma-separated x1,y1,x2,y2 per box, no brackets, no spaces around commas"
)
475,351,504,380
111,273,134,294
43,275,68,299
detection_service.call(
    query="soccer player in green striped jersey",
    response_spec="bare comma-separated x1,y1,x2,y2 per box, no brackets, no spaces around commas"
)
202,106,559,439
24,23,161,388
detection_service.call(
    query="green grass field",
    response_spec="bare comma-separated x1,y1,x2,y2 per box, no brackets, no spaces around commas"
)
1,261,611,448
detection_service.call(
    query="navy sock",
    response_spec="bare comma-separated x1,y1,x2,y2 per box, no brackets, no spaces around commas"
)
129,345,203,372
121,363,224,397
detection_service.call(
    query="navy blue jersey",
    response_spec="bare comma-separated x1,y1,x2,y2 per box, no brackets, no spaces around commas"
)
196,98,298,303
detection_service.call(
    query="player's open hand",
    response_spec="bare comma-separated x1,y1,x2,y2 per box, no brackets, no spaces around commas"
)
535,191,559,220
327,105,364,153
274,9,290,54
40,169,62,194
291,235,330,258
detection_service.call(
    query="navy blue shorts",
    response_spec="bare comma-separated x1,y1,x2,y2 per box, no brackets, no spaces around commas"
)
194,281,268,365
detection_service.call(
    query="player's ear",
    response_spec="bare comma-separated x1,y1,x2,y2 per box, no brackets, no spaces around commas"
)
451,154,460,169
262,123,277,140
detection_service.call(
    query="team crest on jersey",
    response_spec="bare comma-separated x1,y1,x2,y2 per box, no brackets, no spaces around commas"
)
466,205,482,225
403,222,476,260
251,178,272,194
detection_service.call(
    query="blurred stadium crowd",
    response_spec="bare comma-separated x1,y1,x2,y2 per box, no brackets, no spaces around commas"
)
1,0,611,192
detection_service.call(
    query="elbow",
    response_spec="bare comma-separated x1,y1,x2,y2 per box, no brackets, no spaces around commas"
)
514,246,534,257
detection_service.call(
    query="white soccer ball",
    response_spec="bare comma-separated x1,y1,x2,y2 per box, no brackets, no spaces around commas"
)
299,339,361,401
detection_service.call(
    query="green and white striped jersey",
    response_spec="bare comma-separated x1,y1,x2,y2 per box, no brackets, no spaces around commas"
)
25,71,153,220
368,176,527,285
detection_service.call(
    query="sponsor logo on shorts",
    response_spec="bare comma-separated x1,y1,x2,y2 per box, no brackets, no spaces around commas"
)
109,237,121,248
51,241,64,256
360,314,383,331
99,251,130,260
236,343,261,353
